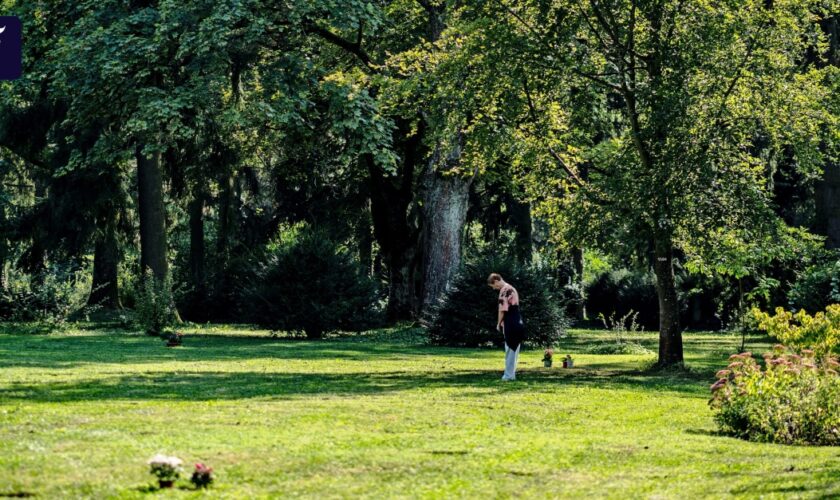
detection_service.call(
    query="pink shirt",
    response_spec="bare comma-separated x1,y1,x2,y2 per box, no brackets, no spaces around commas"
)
498,283,520,312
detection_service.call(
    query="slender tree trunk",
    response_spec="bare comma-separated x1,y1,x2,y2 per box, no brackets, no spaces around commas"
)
135,145,169,282
217,63,244,264
0,201,7,293
420,139,472,312
571,246,586,321
506,194,533,263
217,170,238,261
189,194,205,288
653,235,683,366
29,179,49,288
357,211,373,276
89,222,121,308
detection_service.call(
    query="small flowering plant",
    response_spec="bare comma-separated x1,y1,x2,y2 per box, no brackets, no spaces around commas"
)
542,349,554,362
147,454,183,483
190,463,214,489
709,345,840,445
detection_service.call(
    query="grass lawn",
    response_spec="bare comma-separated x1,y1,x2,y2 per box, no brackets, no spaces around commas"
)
1,324,838,499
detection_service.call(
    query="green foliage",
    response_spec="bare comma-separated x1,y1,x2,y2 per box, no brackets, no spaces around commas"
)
709,347,840,446
0,264,92,330
134,270,177,336
585,269,659,331
426,253,569,348
239,226,382,339
752,305,840,356
789,258,840,313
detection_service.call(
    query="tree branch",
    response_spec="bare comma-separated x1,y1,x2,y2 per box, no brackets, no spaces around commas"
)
522,75,584,186
303,22,378,71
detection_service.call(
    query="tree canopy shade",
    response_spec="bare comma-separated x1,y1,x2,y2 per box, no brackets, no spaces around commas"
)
1,0,839,358
454,0,840,365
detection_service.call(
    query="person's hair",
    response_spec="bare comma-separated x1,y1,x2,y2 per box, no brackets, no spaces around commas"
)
487,273,503,285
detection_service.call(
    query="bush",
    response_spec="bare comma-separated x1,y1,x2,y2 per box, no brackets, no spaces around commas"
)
709,347,840,445
239,227,382,339
426,254,569,348
0,263,92,330
751,305,840,356
585,268,659,330
788,259,840,314
134,270,177,336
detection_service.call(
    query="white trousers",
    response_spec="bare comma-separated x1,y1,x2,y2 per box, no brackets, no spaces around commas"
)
503,343,520,380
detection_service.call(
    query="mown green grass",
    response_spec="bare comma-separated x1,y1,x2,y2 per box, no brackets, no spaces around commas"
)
1,324,838,499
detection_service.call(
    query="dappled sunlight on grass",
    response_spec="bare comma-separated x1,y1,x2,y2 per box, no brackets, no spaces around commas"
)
0,324,835,498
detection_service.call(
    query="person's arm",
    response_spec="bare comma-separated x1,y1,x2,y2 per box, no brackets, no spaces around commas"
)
497,289,508,330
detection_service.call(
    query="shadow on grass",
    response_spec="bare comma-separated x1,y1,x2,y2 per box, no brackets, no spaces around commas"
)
729,467,840,498
0,326,770,373
0,331,454,369
0,326,754,403
0,361,715,403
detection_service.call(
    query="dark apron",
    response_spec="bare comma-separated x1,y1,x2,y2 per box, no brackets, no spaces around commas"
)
503,304,525,351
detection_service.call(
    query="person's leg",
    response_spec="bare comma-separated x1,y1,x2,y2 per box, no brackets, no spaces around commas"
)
504,343,518,380
510,344,521,380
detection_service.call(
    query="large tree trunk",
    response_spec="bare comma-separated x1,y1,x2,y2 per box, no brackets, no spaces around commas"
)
653,235,683,366
506,194,533,263
420,140,472,312
417,6,473,314
135,145,169,283
189,194,205,288
88,222,121,308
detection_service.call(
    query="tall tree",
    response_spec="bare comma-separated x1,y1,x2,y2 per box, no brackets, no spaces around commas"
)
471,0,836,365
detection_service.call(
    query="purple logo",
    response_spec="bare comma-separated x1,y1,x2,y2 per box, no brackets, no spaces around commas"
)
0,16,22,80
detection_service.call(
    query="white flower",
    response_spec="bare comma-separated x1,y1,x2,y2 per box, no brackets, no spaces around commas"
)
147,454,183,467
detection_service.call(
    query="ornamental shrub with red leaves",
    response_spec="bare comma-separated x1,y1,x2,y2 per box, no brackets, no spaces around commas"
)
190,463,214,489
709,345,840,445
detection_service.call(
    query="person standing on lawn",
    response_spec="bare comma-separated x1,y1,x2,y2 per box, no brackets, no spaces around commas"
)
488,273,525,381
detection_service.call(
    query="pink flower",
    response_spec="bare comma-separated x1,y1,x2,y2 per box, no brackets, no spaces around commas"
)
715,369,731,379
710,379,727,392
